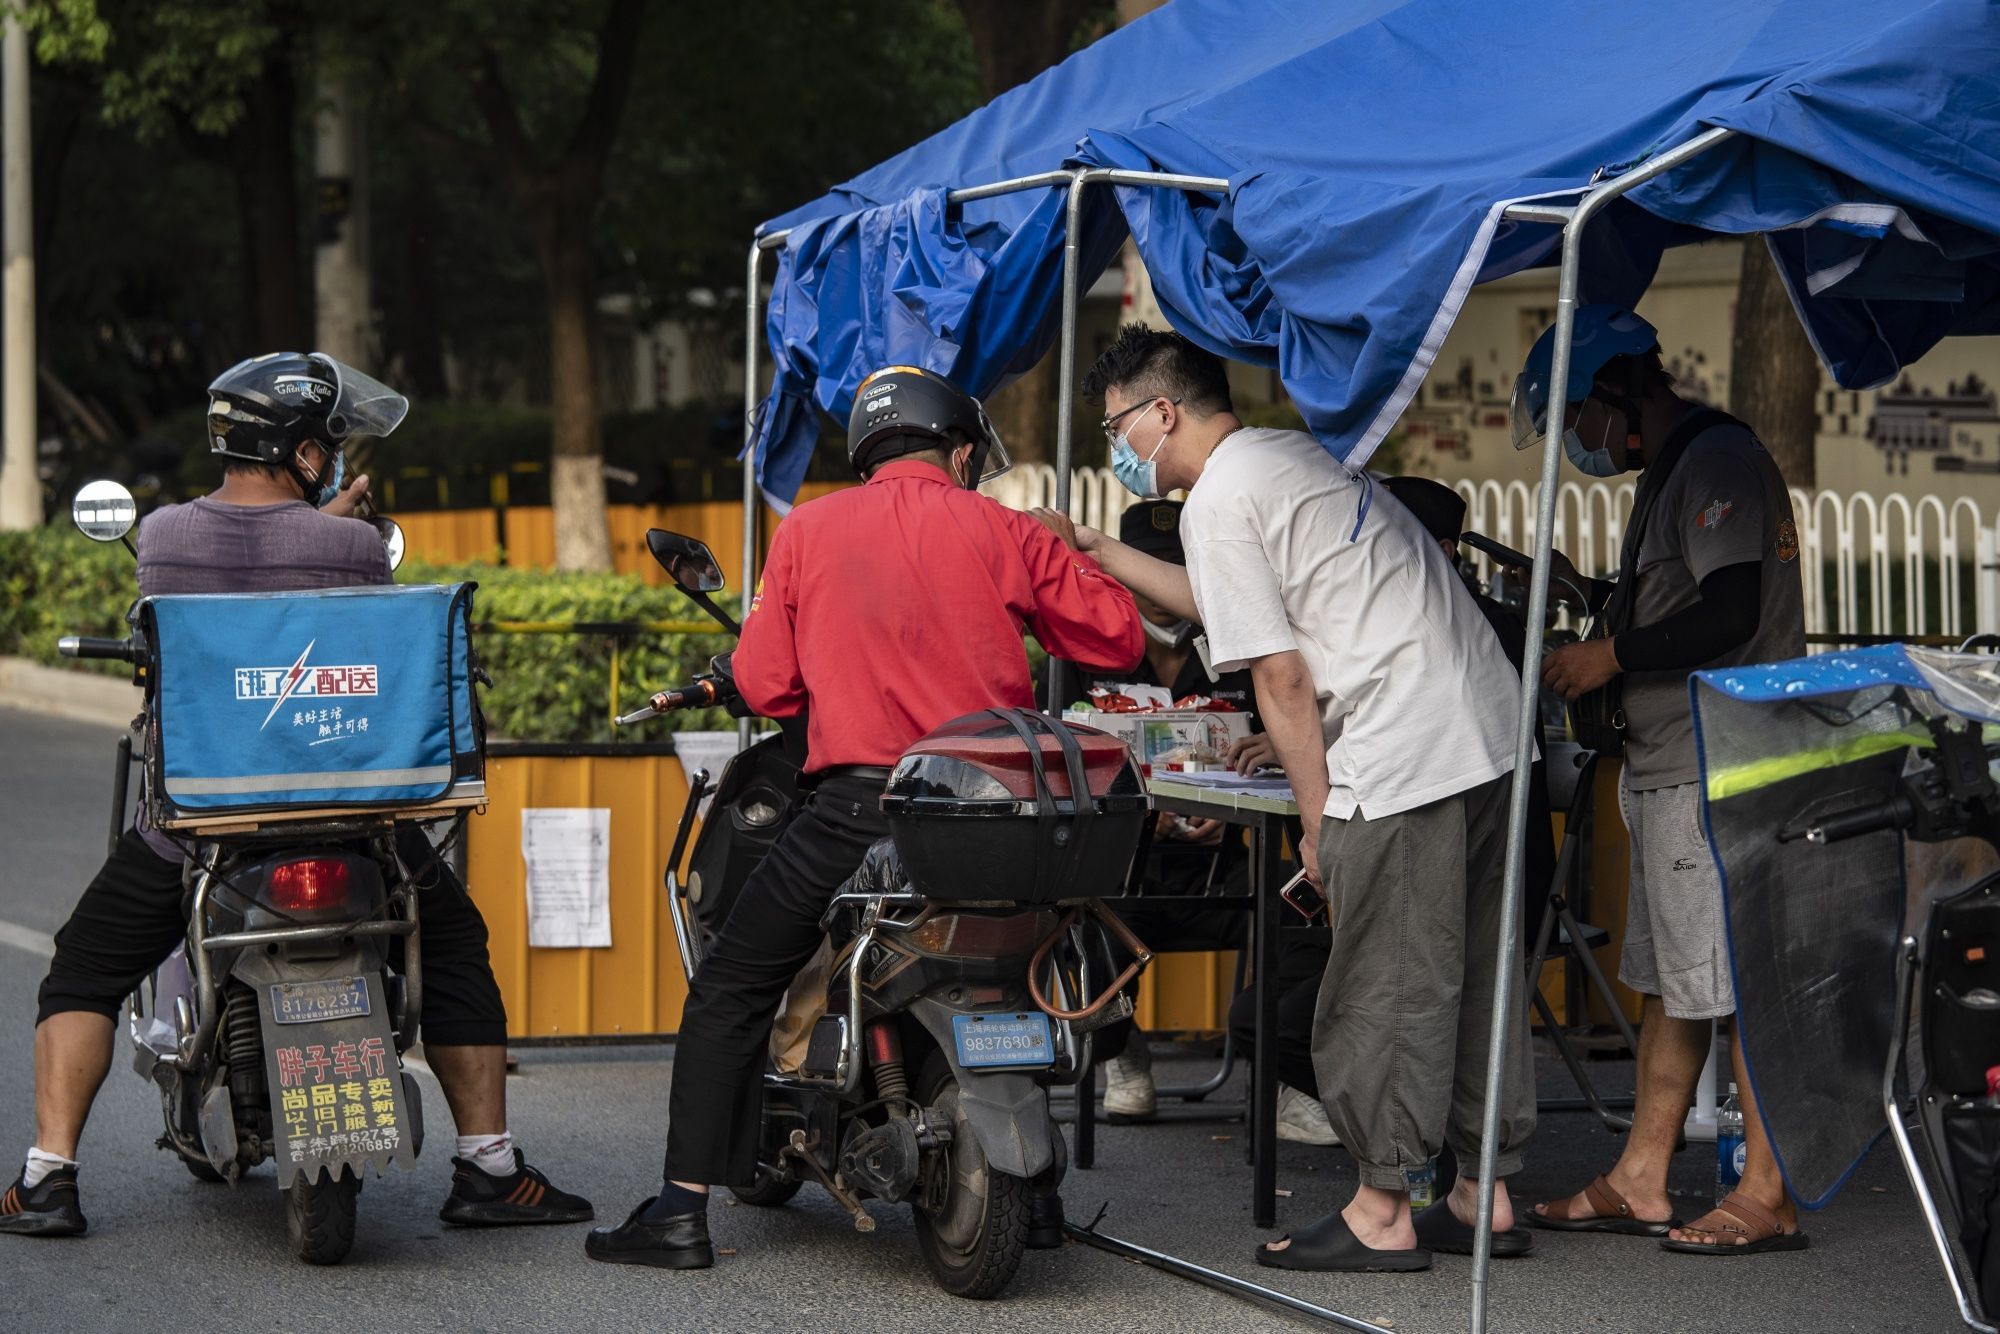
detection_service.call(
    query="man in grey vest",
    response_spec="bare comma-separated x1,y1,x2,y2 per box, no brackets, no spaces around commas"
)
1513,306,1808,1256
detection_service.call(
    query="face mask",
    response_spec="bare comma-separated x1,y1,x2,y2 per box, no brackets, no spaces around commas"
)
1110,407,1169,499
303,449,345,507
1142,617,1194,649
1562,403,1628,478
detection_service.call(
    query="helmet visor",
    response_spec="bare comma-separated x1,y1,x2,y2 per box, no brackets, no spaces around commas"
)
971,398,1013,485
1508,371,1548,452
314,354,410,441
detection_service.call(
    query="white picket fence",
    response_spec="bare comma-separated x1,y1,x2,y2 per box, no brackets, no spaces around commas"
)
990,464,2000,643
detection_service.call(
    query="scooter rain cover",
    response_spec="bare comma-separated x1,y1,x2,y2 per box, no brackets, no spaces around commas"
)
142,584,481,821
1692,645,2000,1206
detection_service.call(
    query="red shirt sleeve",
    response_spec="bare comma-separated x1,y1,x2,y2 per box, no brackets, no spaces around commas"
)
733,521,808,718
1011,513,1144,673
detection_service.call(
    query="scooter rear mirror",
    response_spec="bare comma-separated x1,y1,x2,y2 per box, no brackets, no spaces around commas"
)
380,518,406,572
72,480,138,542
646,529,726,594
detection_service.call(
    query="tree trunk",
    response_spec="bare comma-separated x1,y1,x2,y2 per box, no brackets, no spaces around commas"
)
955,1,1099,98
1729,239,1820,490
981,353,1060,467
231,58,308,349
398,168,448,398
953,0,1099,468
537,200,612,571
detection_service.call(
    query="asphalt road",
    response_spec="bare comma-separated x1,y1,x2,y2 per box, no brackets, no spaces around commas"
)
0,705,1967,1332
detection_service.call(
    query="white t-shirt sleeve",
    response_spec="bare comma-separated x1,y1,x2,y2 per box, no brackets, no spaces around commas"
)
1186,537,1298,673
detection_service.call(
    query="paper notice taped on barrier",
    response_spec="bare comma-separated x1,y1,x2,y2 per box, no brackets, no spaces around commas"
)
521,807,611,948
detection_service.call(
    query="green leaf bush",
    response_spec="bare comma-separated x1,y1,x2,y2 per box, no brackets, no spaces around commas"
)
396,558,739,743
0,528,737,739
0,526,141,676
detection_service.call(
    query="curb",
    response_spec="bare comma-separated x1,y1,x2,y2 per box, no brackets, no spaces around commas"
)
0,656,143,731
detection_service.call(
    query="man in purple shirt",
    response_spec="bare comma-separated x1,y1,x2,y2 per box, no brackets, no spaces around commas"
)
1,353,589,1237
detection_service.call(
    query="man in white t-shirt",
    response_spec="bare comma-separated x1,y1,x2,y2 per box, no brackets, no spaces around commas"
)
1033,326,1536,1273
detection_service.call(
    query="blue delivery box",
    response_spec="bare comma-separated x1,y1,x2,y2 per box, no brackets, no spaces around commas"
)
138,583,485,827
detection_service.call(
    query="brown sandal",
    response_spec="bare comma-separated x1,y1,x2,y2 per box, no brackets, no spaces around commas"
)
1527,1174,1679,1237
1659,1192,1809,1256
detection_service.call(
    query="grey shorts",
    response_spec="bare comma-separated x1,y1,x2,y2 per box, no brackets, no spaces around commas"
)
1617,777,1735,1021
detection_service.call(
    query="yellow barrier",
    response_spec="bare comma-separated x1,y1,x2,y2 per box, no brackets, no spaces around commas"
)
402,486,856,587
465,743,1250,1039
465,746,695,1038
464,745,1628,1039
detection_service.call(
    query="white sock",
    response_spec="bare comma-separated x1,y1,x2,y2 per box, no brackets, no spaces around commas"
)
24,1146,76,1188
456,1132,516,1177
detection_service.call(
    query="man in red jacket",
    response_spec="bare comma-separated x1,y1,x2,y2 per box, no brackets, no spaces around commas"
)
588,366,1143,1270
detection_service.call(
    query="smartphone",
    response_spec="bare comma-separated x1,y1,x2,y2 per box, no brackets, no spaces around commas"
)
1278,866,1327,921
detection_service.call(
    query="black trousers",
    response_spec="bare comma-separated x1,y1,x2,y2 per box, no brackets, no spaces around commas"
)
663,771,889,1187
1226,927,1333,1098
37,826,508,1048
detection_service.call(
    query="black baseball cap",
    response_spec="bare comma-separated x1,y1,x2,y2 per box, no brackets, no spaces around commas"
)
1382,476,1467,545
1119,500,1186,563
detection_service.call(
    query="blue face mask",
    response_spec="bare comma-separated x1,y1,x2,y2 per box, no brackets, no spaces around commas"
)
1562,404,1628,478
306,449,345,507
1110,409,1169,499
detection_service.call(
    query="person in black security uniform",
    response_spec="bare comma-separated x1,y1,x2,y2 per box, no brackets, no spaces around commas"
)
1082,501,1340,1147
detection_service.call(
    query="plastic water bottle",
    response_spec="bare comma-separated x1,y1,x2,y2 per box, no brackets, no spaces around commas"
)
1407,1158,1437,1211
1715,1083,1746,1200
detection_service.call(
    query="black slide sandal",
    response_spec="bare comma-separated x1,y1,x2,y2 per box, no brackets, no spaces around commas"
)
1256,1210,1432,1273
1411,1199,1534,1257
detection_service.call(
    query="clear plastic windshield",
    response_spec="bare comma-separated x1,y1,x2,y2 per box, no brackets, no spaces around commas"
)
314,354,410,441
1508,371,1546,451
971,398,1013,485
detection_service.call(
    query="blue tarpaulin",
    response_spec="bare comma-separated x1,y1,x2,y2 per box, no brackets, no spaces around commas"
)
749,0,2000,508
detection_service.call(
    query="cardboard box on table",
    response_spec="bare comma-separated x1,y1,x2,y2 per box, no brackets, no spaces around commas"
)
1062,707,1251,768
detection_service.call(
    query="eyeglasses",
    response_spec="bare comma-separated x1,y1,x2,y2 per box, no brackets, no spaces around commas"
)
1101,397,1180,445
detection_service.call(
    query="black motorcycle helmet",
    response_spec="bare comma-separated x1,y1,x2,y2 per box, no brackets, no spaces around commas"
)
207,351,410,495
846,365,1011,486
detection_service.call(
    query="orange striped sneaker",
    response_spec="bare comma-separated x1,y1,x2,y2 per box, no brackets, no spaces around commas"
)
0,1166,86,1237
438,1149,592,1226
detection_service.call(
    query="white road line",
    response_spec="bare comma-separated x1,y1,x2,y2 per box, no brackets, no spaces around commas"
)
0,919,56,959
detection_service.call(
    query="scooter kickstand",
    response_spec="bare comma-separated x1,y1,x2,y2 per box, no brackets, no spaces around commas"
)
785,1129,876,1232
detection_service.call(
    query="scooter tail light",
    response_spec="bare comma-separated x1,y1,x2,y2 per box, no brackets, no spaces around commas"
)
907,912,1051,958
267,857,352,912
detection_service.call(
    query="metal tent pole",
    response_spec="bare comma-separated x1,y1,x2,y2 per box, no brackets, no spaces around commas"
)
740,235,766,749
1055,169,1087,517
1470,125,1736,1334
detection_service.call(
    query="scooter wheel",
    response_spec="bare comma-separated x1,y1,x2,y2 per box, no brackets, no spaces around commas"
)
181,1155,225,1184
910,1051,1030,1300
286,1165,359,1265
730,1169,802,1208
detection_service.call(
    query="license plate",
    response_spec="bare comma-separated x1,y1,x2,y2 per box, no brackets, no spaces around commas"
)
951,1012,1053,1069
269,977,371,1026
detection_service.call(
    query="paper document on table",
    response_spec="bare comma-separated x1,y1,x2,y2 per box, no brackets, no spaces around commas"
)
1156,771,1295,797
521,807,612,948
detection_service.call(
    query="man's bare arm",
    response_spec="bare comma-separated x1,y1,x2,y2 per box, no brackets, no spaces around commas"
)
1028,508,1198,622
1247,649,1331,887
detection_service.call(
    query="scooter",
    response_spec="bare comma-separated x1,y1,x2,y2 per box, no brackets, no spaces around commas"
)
61,481,437,1265
619,529,1154,1299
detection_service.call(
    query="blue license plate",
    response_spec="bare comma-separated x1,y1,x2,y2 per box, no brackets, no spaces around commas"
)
269,977,371,1026
951,1012,1053,1069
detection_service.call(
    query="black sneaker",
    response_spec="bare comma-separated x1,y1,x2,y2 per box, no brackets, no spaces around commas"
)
0,1168,86,1237
438,1149,593,1226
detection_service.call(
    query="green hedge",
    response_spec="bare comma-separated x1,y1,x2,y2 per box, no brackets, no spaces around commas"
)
396,558,738,743
0,526,140,676
0,526,737,738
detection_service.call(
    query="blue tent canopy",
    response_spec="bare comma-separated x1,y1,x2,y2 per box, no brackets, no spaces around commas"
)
748,0,2000,507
